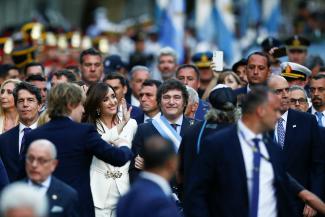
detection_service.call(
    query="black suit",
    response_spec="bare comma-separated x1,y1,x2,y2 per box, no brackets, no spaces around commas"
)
130,116,198,182
185,125,297,217
0,125,20,182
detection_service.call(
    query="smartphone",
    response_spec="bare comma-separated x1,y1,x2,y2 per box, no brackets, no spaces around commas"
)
272,47,287,58
213,51,223,71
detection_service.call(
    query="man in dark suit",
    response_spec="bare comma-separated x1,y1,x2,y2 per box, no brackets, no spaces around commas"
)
20,83,133,217
186,86,297,217
134,79,162,124
234,52,271,96
131,79,198,181
25,139,79,217
0,82,42,182
117,136,181,217
268,75,324,216
308,74,325,127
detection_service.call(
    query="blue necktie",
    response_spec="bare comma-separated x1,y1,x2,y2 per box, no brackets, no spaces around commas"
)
277,118,285,148
250,138,261,217
20,127,32,154
315,112,324,127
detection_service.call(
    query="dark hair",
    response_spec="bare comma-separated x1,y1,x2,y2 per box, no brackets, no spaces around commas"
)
53,69,77,82
25,74,46,82
241,85,270,114
103,73,127,87
176,64,200,79
142,79,162,89
24,62,44,75
157,79,189,109
232,58,247,72
142,136,176,170
79,48,102,64
83,82,117,131
65,65,81,77
311,73,325,81
246,52,271,68
13,81,42,105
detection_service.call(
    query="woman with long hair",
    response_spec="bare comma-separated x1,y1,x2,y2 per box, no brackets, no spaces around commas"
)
0,79,21,134
83,82,137,217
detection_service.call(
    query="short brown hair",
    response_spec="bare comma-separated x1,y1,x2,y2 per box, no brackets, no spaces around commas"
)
47,83,85,119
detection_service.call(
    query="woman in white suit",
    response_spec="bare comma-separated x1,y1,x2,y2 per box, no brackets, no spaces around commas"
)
83,82,137,217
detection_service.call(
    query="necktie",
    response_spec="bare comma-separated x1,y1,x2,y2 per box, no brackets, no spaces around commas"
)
277,118,285,148
20,127,32,154
315,112,324,127
250,138,261,217
170,123,178,131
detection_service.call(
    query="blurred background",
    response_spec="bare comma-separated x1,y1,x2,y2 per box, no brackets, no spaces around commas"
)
0,0,324,69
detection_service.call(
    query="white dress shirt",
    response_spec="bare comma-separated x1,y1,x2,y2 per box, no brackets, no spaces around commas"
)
165,115,183,135
311,107,325,126
237,120,277,217
274,111,288,144
28,176,51,195
131,94,140,107
144,112,161,123
18,122,38,153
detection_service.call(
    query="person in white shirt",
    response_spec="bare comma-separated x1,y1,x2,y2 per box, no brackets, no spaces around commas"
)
83,82,137,217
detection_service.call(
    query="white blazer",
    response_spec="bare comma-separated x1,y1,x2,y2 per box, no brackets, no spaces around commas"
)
90,118,137,209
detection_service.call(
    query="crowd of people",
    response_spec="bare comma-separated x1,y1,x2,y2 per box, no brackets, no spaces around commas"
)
0,18,324,217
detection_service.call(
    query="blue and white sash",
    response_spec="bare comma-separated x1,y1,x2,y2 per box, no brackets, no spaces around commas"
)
151,116,182,150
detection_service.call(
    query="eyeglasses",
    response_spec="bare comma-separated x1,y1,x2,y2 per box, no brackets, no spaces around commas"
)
26,156,53,166
290,98,307,104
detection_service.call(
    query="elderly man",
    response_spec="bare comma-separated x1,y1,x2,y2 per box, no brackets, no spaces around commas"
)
0,183,48,217
24,139,79,217
289,85,309,112
184,86,199,119
129,66,150,107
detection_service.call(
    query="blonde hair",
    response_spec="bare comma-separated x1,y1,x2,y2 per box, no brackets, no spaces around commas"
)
37,110,50,126
47,83,85,119
0,79,21,116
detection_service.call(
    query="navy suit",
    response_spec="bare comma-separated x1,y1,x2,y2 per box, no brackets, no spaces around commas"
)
130,117,198,182
0,158,9,192
133,113,145,125
279,110,324,201
0,125,20,182
178,121,231,200
116,177,181,217
20,117,133,217
185,125,297,217
24,177,80,217
127,103,143,120
234,86,248,96
194,100,210,120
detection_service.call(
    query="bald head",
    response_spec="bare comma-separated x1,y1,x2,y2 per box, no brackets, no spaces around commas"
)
268,75,290,114
28,139,57,159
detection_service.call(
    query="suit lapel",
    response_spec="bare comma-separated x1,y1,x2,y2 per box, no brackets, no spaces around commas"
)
180,117,195,137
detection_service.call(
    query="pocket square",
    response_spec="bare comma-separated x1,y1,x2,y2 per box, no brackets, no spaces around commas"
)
51,205,63,213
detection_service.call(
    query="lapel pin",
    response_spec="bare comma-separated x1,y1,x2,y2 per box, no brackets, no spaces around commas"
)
52,194,58,200
293,125,296,128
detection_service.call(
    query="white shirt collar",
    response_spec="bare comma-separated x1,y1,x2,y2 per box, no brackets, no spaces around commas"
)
19,121,38,133
28,175,51,189
144,112,161,122
280,110,288,122
237,119,263,141
165,114,183,126
140,172,172,196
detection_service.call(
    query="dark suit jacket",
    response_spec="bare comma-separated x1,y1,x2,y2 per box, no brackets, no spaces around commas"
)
24,176,80,217
0,125,20,182
194,100,210,121
130,116,198,182
0,158,9,192
234,86,248,96
116,177,181,217
20,117,133,217
134,113,145,125
178,121,231,200
127,103,143,120
185,125,297,217
280,110,324,199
